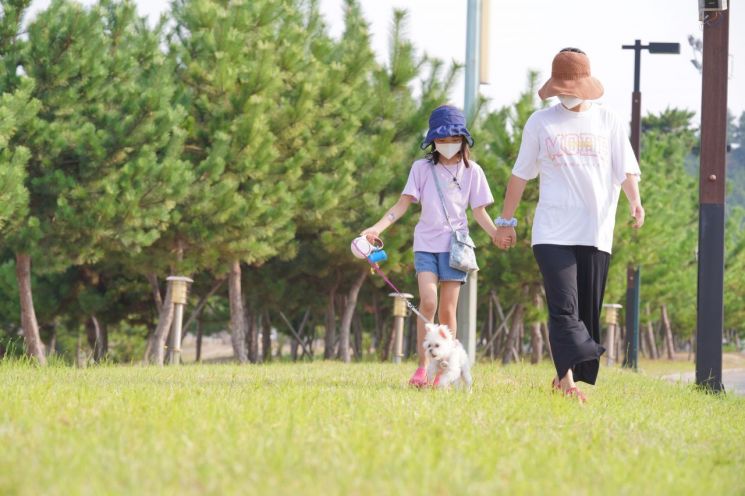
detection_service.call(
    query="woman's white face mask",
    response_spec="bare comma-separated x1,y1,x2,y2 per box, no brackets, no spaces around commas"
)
435,142,461,159
558,95,585,109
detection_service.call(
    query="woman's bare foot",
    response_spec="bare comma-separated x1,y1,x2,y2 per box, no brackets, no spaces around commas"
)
559,369,587,403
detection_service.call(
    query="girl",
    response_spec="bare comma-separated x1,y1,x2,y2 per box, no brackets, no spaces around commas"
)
360,105,498,386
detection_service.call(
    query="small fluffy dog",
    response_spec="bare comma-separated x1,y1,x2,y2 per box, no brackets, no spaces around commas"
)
423,323,472,389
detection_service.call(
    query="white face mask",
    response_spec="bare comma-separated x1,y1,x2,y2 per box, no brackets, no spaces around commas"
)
558,95,585,109
435,142,461,159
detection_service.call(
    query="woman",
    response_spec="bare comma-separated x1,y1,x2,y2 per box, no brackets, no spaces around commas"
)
361,105,497,386
494,48,644,402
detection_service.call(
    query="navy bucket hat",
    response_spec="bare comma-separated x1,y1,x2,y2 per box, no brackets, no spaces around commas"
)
420,105,474,150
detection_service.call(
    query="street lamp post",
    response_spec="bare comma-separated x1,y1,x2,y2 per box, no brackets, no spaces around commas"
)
457,0,489,366
696,4,729,392
620,40,680,370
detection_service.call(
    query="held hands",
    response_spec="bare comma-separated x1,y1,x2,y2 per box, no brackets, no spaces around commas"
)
492,227,516,251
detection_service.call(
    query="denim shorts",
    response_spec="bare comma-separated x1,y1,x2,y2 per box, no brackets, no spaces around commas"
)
414,251,468,284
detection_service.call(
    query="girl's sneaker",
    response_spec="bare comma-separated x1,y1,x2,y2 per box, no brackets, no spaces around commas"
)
408,367,428,387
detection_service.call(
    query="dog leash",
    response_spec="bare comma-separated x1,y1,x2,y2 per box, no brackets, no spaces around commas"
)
353,238,432,325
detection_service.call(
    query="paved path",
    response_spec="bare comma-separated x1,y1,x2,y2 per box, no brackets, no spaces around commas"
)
662,368,745,395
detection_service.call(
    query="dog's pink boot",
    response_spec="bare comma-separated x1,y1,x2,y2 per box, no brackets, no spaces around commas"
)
408,367,428,388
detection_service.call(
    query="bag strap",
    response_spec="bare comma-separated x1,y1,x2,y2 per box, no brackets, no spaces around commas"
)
429,163,457,234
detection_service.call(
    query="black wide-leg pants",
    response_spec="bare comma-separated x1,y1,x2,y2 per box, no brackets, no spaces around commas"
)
533,244,609,385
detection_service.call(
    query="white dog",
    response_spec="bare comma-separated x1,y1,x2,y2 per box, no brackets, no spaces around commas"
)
423,323,472,389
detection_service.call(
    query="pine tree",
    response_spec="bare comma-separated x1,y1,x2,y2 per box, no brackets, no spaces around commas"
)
6,0,188,364
164,0,330,363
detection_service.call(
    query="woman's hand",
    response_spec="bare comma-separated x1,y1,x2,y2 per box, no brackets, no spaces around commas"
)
622,174,644,229
630,201,645,228
493,227,516,250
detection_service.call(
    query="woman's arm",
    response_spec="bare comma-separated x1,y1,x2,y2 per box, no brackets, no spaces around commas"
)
621,174,644,228
500,175,528,220
494,175,529,249
360,195,415,239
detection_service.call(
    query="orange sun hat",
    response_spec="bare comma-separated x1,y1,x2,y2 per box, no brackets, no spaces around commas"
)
537,50,604,101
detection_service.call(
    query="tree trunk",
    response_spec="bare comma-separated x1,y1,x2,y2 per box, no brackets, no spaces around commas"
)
660,304,675,360
246,311,259,364
487,292,495,360
639,324,649,358
276,335,283,359
384,324,395,362
262,311,272,362
352,311,363,361
646,321,658,359
644,305,659,359
15,253,46,365
338,269,368,363
490,291,506,359
228,260,248,363
541,322,553,362
290,338,299,361
372,292,381,355
76,332,85,368
142,326,155,362
47,324,57,357
86,315,106,363
405,315,416,359
181,278,225,344
530,322,542,364
147,272,163,314
195,316,203,363
502,304,524,365
530,291,543,364
148,281,175,366
324,285,337,359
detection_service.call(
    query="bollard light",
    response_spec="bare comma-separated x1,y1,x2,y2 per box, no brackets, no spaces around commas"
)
166,276,193,365
389,292,413,364
603,303,623,326
168,276,192,305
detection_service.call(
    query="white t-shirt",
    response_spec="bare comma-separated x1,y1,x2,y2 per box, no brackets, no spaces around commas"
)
512,103,641,254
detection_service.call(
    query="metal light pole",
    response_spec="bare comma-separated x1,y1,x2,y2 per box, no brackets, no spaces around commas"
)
167,276,193,365
696,2,729,392
457,0,489,365
620,40,680,370
389,292,413,364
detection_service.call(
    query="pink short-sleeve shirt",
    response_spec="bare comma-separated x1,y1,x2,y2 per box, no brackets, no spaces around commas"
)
402,158,494,253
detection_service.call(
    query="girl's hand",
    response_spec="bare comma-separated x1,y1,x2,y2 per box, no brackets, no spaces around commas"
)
359,228,380,243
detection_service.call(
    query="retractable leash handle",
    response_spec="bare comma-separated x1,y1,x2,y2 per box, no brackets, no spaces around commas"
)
351,236,431,325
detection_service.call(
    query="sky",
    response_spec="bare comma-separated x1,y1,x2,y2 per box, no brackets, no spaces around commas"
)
26,0,745,125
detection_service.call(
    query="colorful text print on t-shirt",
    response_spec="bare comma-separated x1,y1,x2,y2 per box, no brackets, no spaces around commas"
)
545,133,609,164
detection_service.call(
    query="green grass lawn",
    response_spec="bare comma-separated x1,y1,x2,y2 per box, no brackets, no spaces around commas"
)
1,359,744,495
